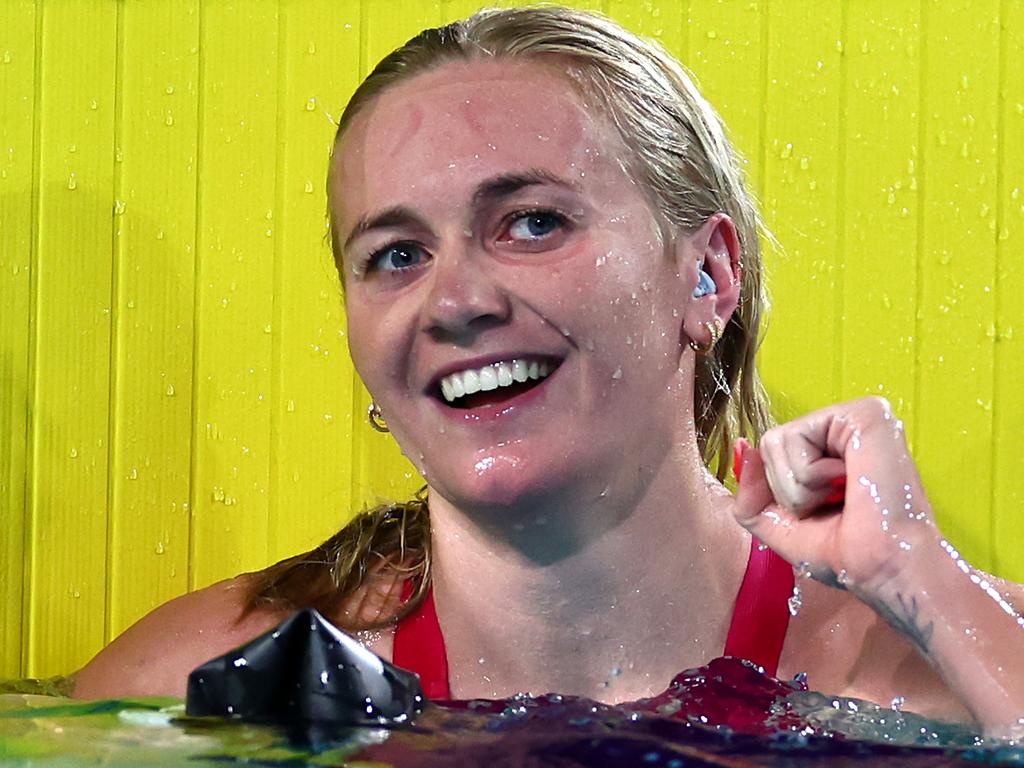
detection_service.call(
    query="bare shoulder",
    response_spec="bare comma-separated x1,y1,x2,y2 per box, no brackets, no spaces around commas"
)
71,563,409,700
778,580,972,724
71,575,288,700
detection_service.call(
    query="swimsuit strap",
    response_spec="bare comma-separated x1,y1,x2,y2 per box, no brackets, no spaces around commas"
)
722,537,794,676
391,538,793,698
393,579,451,699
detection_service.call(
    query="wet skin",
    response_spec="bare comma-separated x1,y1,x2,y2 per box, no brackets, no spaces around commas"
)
333,60,728,529
72,61,1024,731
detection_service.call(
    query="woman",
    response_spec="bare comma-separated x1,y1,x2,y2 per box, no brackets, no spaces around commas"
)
72,6,1024,737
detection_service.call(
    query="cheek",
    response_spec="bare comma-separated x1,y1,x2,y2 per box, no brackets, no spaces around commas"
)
344,303,390,388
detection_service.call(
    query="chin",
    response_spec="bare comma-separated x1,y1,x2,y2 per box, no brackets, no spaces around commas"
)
431,453,571,516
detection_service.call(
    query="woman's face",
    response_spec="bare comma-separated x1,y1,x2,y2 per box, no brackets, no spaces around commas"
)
332,60,704,513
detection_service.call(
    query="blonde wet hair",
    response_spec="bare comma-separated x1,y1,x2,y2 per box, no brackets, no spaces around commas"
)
247,5,773,627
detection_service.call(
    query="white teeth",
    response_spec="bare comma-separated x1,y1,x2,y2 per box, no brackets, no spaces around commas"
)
511,359,529,383
438,358,555,404
479,366,498,391
497,363,513,387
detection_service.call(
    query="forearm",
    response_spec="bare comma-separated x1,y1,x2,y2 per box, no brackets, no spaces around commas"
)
860,535,1024,738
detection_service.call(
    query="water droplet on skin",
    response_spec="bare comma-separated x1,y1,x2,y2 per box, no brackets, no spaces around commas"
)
611,367,623,380
891,695,905,712
788,584,802,616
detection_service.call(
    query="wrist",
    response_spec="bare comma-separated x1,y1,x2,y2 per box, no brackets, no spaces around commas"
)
848,523,949,619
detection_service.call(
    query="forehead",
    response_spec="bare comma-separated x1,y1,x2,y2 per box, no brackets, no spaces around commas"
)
332,59,626,224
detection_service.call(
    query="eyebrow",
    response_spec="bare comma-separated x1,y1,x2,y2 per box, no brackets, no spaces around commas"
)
472,168,583,207
343,168,582,251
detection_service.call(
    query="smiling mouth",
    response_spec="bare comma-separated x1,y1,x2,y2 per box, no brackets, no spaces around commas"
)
437,358,557,409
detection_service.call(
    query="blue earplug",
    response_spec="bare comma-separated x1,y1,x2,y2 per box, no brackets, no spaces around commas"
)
693,266,717,298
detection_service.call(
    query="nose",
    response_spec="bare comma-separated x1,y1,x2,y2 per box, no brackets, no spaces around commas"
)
420,245,511,340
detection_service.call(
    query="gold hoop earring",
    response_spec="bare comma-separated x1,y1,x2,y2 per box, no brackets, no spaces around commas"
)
689,318,723,355
368,402,389,433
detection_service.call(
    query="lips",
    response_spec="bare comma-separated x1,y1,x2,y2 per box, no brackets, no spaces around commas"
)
430,355,561,410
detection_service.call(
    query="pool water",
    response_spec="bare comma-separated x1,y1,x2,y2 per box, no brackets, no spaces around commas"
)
2,657,1022,767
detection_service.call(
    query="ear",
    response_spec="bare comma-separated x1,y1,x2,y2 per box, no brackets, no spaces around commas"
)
678,213,742,351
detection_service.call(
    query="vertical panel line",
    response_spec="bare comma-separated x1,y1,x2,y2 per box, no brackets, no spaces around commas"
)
989,0,1008,572
912,0,927,451
268,0,287,564
351,0,367,512
102,0,126,644
833,0,848,402
678,0,691,71
22,0,45,676
757,0,769,206
358,0,367,78
187,0,207,593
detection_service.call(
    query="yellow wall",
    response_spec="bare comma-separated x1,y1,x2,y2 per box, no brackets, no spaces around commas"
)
1,0,1022,678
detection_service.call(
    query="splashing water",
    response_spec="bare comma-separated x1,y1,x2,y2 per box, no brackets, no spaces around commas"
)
3,657,1013,766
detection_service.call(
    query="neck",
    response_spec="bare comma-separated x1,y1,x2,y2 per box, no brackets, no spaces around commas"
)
426,433,750,702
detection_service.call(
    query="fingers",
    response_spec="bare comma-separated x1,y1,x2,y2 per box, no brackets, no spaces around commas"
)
733,439,805,558
759,423,846,513
733,438,776,526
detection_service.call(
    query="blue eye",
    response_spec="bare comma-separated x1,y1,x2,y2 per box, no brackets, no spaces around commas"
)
368,242,428,273
506,211,564,241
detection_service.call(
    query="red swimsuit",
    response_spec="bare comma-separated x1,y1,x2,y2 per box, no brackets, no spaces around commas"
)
392,538,794,700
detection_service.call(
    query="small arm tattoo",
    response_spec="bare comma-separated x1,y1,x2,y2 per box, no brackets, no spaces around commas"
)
874,592,935,657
